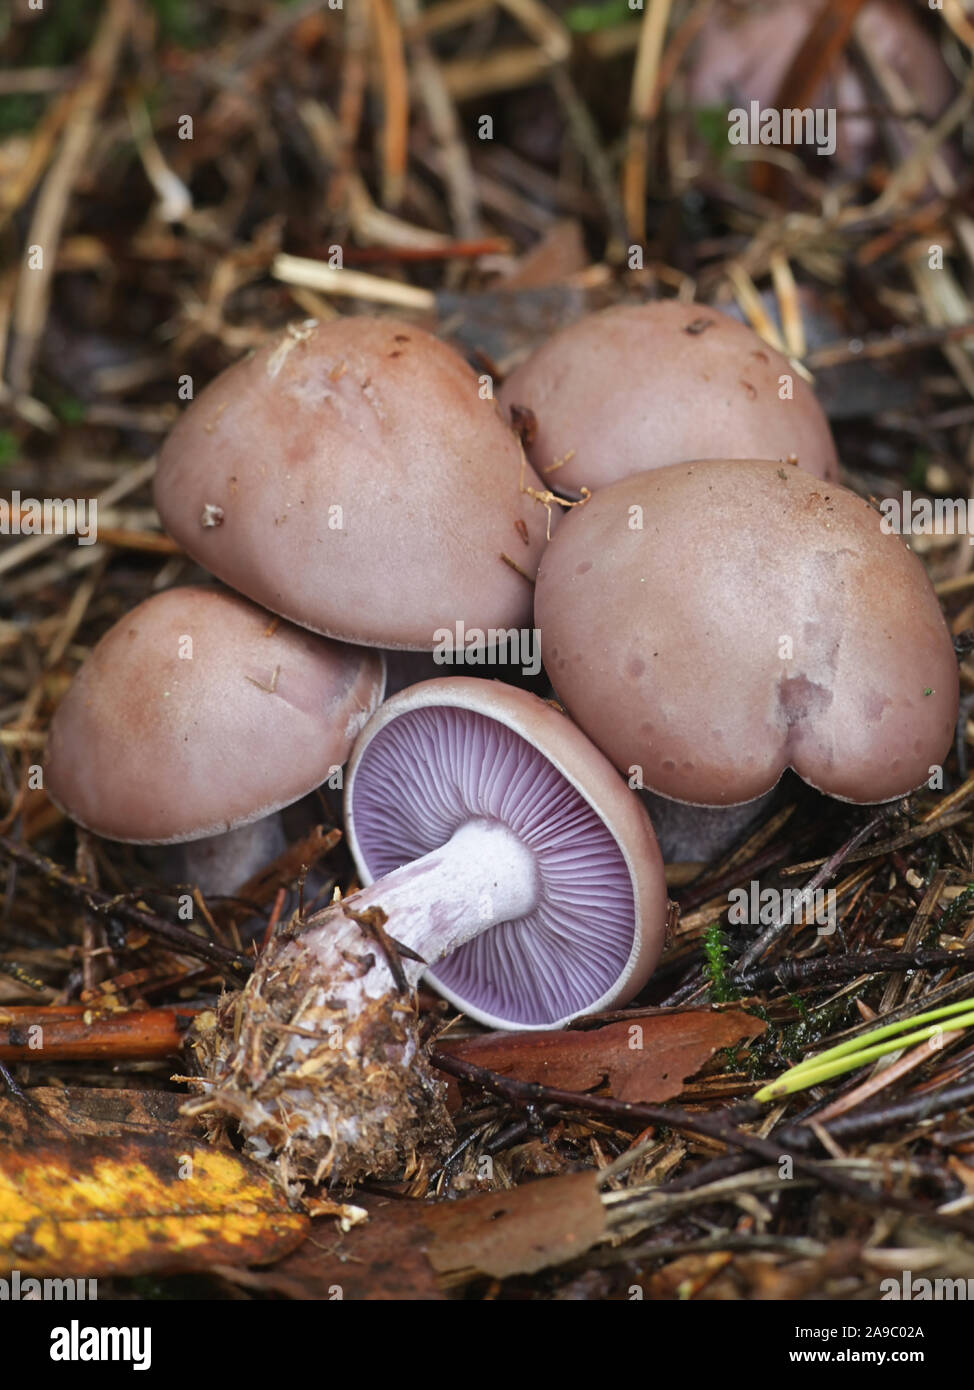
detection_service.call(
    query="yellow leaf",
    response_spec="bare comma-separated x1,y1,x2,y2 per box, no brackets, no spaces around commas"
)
0,1133,307,1277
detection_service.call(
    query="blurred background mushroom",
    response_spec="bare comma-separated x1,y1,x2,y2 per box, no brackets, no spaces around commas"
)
682,0,957,181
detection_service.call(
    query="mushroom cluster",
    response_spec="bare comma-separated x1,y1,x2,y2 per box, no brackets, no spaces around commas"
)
46,316,558,903
44,303,960,1191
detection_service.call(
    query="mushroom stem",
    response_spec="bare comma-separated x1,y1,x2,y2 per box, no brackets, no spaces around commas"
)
340,818,541,977
185,818,541,1192
641,788,777,866
148,814,288,898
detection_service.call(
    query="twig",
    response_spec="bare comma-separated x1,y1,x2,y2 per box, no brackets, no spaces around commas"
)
735,946,974,994
430,1049,974,1235
0,1004,202,1062
735,806,895,972
0,836,250,979
778,1075,974,1148
272,253,436,309
622,0,673,242
370,0,410,208
6,0,131,393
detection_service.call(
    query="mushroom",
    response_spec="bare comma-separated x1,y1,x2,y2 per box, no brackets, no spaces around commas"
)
44,586,385,895
683,0,955,178
640,786,782,868
153,316,551,650
189,677,667,1185
499,301,839,499
534,459,958,812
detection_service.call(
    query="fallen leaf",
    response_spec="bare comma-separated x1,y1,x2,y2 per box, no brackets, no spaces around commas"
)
223,1197,444,1301
645,1251,734,1300
225,1171,608,1299
425,1170,605,1283
437,1010,765,1105
494,219,588,291
0,1119,306,1277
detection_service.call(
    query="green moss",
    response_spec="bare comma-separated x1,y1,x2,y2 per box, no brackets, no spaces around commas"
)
692,107,737,167
702,922,737,1003
52,396,86,425
0,431,18,468
907,450,929,489
564,0,632,33
0,93,43,136
147,0,206,47
746,995,857,1080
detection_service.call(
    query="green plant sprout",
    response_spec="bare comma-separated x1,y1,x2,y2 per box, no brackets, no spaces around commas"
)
753,995,974,1102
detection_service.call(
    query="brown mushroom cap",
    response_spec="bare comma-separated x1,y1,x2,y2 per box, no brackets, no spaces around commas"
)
535,460,958,806
45,586,385,843
153,317,550,649
499,302,839,497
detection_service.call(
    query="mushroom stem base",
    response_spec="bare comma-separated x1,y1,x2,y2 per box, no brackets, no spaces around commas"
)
184,908,453,1195
183,819,537,1193
145,814,287,898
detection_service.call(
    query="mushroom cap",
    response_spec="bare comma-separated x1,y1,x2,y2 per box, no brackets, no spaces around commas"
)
345,677,667,1028
45,586,385,844
685,0,954,175
153,317,550,649
535,460,958,806
498,301,839,497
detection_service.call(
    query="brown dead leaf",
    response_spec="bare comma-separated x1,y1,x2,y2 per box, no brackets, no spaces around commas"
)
437,1010,765,1106
226,1171,607,1299
225,1197,444,1300
425,1170,605,1283
0,1106,306,1277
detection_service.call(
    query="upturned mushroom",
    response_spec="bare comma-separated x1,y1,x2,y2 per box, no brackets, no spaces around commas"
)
44,586,385,894
188,677,667,1185
499,301,839,498
534,460,958,811
153,316,551,650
